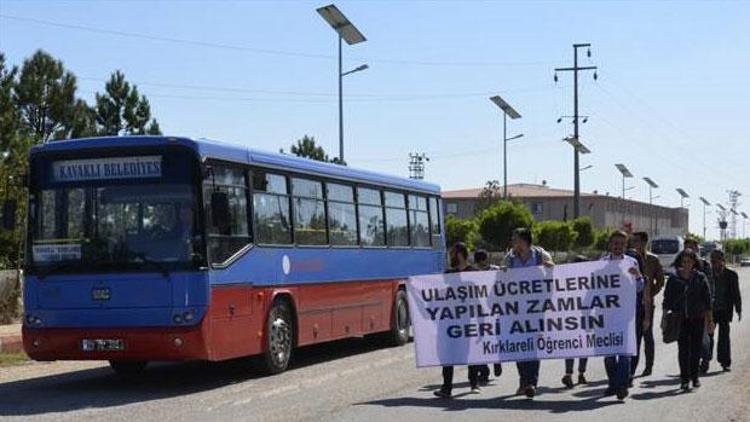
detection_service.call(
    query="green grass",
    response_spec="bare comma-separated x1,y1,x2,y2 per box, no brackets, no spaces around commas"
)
0,352,29,367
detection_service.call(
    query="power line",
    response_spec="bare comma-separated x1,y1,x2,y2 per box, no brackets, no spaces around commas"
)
0,14,553,68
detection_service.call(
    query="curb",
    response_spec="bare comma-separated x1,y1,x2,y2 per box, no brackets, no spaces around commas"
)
0,335,23,354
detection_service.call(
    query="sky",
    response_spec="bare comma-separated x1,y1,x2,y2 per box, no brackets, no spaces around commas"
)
1,0,748,240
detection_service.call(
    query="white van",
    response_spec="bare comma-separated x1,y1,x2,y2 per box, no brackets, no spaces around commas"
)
650,235,684,273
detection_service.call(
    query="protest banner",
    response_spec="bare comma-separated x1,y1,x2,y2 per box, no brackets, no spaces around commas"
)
407,259,637,368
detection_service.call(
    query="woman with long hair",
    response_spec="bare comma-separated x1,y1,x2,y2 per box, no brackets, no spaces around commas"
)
662,248,714,391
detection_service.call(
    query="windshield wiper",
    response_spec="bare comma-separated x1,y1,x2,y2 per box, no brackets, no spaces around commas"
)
132,253,170,277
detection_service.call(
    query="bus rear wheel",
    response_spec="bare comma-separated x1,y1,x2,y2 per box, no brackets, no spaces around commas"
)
263,300,293,374
389,289,410,346
109,360,148,377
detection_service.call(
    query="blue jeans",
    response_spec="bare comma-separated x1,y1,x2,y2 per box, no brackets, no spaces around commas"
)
604,355,631,389
516,360,540,387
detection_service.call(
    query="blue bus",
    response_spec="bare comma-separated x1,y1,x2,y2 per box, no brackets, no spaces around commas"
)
18,136,445,375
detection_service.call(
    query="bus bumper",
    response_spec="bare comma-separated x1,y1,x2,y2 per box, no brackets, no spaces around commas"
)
22,323,210,362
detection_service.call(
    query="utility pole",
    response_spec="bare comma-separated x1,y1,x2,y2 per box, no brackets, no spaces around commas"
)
408,153,429,180
699,197,711,241
555,43,597,218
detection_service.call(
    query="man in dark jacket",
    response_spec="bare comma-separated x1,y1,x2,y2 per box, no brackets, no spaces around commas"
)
709,250,742,371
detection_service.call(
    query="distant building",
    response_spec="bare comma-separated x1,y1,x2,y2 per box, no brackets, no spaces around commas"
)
442,183,688,237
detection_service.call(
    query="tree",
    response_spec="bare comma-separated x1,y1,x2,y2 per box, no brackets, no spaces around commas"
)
290,135,328,161
95,70,161,136
477,201,534,251
287,135,346,165
13,50,78,143
571,217,594,249
477,180,503,212
445,215,479,249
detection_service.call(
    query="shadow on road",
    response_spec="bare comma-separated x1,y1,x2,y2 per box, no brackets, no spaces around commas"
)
0,336,393,417
359,394,621,414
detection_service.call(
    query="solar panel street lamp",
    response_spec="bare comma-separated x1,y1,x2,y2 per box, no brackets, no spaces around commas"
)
615,163,633,199
676,188,690,208
317,4,367,163
699,196,711,240
643,177,659,235
490,95,522,199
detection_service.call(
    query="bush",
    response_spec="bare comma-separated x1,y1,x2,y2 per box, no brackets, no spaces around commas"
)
571,217,594,249
593,227,615,252
534,220,577,253
445,215,480,249
477,201,534,251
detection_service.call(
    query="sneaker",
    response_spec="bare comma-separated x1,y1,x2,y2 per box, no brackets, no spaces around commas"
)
722,366,731,372
641,367,652,377
562,375,574,389
516,386,526,396
470,386,482,394
680,381,691,392
699,361,709,374
616,387,629,401
524,385,536,398
603,387,617,397
478,374,490,386
433,389,452,399
692,379,701,388
578,373,588,384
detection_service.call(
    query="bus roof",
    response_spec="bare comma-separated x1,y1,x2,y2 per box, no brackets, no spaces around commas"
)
30,135,441,194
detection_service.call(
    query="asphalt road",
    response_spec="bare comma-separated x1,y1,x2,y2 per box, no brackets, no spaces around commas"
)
1,268,748,422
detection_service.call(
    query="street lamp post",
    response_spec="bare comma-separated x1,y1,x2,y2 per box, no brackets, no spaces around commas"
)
563,136,591,214
741,211,748,239
317,4,367,163
676,188,690,208
643,177,659,236
615,164,633,199
489,96,522,199
699,197,711,240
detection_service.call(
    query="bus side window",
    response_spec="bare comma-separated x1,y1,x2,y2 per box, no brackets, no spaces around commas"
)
357,187,385,247
408,194,430,248
327,183,357,246
384,191,408,247
252,171,292,245
292,177,327,245
203,165,250,264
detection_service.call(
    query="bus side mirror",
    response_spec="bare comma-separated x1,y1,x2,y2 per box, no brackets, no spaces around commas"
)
210,191,230,229
2,200,16,231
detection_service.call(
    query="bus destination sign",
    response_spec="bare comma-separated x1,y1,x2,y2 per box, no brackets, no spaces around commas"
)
52,155,162,182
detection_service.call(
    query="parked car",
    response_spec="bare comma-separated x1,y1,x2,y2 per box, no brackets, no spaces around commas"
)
740,257,750,267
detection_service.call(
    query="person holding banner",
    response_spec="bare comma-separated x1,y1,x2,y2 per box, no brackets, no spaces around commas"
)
601,231,646,400
631,231,665,377
502,228,554,399
561,255,590,389
663,248,714,391
433,242,485,398
473,249,502,384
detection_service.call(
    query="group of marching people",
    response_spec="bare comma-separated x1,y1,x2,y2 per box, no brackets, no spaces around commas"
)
433,228,742,401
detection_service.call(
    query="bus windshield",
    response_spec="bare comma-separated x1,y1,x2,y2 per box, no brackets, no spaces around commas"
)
29,183,201,274
651,239,680,255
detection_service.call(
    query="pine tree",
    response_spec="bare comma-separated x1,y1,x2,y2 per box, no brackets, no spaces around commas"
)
13,50,78,143
95,70,161,136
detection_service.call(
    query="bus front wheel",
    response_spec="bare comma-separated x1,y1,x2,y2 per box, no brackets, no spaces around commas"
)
109,360,147,377
263,300,294,374
389,289,410,346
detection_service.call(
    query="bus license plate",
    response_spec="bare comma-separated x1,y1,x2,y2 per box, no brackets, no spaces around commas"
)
81,339,125,352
